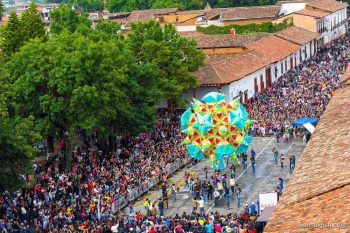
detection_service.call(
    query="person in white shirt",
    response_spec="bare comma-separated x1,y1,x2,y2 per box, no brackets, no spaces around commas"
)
229,178,235,194
198,198,205,216
213,189,220,206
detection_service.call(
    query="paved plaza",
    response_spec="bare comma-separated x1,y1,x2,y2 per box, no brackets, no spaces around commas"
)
122,137,305,216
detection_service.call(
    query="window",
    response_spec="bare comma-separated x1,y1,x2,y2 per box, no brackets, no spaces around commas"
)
285,60,288,71
281,62,283,73
254,77,258,93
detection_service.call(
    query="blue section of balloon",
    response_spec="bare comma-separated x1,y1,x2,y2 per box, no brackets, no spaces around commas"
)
214,144,236,159
192,113,214,136
186,144,206,160
213,160,226,170
229,109,247,130
202,92,226,103
236,136,253,154
181,92,253,170
181,107,192,130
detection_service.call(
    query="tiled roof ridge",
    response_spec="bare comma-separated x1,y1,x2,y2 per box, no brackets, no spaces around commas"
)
281,181,350,208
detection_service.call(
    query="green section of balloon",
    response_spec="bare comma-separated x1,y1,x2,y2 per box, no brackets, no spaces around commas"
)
181,92,252,170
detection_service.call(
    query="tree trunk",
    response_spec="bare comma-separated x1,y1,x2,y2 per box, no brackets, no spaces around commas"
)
47,135,54,153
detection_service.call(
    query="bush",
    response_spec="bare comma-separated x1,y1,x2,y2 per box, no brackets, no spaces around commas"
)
197,18,293,35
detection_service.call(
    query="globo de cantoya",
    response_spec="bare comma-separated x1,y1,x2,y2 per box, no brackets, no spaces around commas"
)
181,92,252,170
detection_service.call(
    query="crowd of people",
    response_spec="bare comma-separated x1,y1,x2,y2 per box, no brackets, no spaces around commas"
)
1,34,349,232
0,110,189,232
247,37,350,137
112,210,262,233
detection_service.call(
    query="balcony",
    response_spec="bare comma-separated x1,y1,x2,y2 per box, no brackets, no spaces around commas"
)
318,28,327,33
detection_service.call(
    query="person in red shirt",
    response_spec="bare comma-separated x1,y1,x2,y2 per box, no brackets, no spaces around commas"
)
149,226,157,233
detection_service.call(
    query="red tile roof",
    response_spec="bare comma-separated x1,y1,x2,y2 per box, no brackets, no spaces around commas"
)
307,0,348,12
194,35,300,85
206,5,281,20
127,8,180,23
264,86,350,233
182,32,270,49
341,64,350,83
294,9,328,18
274,26,320,45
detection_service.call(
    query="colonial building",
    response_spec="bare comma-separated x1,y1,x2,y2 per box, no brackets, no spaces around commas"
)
183,26,320,104
203,5,281,26
110,5,283,31
276,0,348,44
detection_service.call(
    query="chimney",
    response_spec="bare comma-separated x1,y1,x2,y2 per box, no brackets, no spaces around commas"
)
230,28,235,37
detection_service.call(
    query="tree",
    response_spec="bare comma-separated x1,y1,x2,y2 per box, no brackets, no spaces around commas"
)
0,0,4,21
49,4,91,34
0,68,39,192
95,20,121,36
73,0,104,11
0,4,47,60
0,11,23,59
152,0,184,9
20,2,47,41
7,32,133,152
126,20,205,107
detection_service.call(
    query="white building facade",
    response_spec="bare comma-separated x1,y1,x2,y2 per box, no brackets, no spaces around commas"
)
185,37,319,105
322,8,348,43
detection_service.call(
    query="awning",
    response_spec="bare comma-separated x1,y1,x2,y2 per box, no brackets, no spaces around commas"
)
256,206,276,222
292,118,318,126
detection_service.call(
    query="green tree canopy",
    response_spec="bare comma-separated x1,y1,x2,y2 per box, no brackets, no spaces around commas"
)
20,2,47,42
72,0,104,12
7,32,132,143
151,0,184,9
126,20,205,106
95,20,121,36
0,11,22,59
49,4,91,34
0,68,39,192
0,4,47,60
0,0,4,20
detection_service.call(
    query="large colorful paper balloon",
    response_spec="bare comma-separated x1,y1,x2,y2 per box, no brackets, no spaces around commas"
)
181,92,252,170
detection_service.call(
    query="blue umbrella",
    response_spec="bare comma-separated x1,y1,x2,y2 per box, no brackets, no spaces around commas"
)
292,118,318,126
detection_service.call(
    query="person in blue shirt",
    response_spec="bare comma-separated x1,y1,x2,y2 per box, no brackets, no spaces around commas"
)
237,192,241,207
165,218,171,230
256,199,260,214
279,178,284,195
250,156,255,171
249,202,256,215
205,222,214,233
158,198,164,216
250,149,256,158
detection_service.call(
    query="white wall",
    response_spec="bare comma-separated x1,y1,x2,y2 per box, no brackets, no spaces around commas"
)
322,8,347,44
279,3,306,16
228,69,265,102
182,86,222,106
207,20,224,26
175,25,197,32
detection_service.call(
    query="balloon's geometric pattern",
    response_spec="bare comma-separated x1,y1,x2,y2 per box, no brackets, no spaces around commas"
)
181,92,252,170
